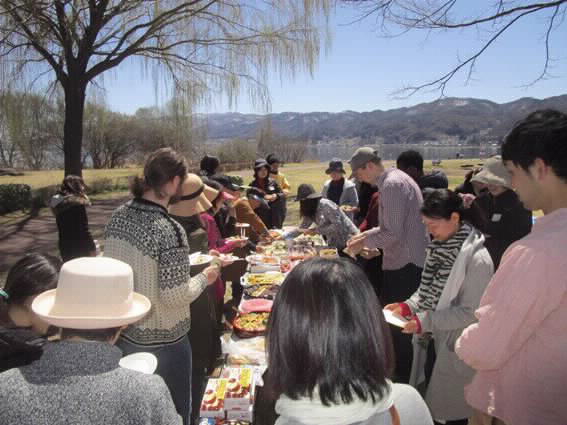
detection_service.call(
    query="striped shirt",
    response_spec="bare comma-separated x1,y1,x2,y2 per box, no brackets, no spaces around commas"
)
365,168,429,270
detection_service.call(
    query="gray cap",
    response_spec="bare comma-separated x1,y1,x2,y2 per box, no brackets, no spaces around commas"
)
349,147,380,171
471,155,511,188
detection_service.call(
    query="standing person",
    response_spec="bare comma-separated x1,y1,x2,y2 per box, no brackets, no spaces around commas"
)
266,153,290,227
0,257,181,425
456,110,567,425
250,159,285,229
469,155,532,269
385,189,493,425
296,184,359,250
0,253,62,373
358,189,383,298
209,174,241,238
104,148,219,425
346,147,429,384
199,154,220,178
49,175,96,261
397,150,449,192
321,159,359,220
354,180,378,226
261,257,434,425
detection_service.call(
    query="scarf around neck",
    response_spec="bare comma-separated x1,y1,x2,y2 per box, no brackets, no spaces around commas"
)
417,222,472,312
275,381,393,425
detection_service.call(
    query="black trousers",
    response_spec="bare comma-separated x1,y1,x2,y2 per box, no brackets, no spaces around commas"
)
382,263,422,384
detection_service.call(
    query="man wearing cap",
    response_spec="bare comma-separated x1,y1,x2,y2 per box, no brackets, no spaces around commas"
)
105,149,219,424
469,155,532,269
266,154,291,227
456,110,567,425
321,158,359,221
0,257,181,425
347,147,429,383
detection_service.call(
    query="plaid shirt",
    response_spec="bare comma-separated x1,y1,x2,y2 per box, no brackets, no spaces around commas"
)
365,168,429,270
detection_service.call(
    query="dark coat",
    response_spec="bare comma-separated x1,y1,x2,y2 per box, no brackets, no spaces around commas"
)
0,325,45,373
473,189,532,268
50,194,95,261
250,178,285,228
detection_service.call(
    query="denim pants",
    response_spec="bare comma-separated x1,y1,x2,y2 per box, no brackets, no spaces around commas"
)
117,335,192,425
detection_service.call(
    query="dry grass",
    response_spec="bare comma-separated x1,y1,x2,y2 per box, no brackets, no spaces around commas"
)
0,168,143,189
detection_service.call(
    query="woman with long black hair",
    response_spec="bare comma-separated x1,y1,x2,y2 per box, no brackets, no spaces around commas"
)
250,159,285,228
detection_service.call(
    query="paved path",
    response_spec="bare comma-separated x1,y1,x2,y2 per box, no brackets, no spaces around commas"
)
0,197,128,274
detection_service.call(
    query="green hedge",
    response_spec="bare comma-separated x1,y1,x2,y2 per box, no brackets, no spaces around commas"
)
0,184,32,214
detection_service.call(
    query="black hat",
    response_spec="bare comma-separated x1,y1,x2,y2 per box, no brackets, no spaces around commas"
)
254,159,270,170
266,154,281,165
210,174,242,192
325,159,346,174
295,184,323,202
246,187,269,209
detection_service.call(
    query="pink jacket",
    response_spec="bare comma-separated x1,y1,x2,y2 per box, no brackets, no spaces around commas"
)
200,213,239,254
456,208,567,425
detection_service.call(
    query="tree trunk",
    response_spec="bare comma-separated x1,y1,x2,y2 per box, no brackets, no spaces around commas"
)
63,80,87,176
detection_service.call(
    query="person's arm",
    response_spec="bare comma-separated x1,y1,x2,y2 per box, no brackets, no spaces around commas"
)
419,251,493,333
456,243,566,371
364,181,408,250
75,205,96,253
280,175,291,195
235,201,268,236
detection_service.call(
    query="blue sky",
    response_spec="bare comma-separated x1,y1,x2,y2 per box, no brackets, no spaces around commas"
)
101,2,567,115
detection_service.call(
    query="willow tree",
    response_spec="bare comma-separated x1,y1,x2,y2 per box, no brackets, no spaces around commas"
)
0,0,331,175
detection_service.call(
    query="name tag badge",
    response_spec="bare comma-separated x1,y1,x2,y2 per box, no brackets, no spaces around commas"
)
491,213,502,222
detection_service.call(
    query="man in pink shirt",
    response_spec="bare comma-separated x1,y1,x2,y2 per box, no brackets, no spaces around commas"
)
456,109,567,425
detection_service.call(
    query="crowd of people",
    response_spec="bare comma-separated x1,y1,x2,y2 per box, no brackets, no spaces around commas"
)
0,108,566,425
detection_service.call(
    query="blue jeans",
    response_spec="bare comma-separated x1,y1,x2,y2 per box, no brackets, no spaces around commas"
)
117,335,192,425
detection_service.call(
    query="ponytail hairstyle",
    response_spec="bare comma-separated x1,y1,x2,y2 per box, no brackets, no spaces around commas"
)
421,189,486,230
0,253,62,313
131,148,188,199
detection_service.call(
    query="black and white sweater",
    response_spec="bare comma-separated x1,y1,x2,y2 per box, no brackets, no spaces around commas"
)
104,198,207,345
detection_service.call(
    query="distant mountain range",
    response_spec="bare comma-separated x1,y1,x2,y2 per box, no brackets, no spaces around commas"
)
204,95,567,144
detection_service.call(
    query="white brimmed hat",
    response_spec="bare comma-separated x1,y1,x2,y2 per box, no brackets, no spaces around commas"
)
471,155,511,188
32,257,151,329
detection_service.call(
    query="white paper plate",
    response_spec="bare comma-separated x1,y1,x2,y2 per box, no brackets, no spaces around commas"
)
119,352,158,374
189,253,213,266
382,309,409,328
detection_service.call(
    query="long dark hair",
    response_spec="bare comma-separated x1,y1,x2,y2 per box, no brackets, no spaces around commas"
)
266,258,393,405
299,197,320,221
131,148,188,198
422,189,485,230
58,175,87,197
1,253,62,313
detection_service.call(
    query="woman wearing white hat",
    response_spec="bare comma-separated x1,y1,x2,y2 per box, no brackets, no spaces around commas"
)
470,155,532,268
104,148,219,424
0,257,181,425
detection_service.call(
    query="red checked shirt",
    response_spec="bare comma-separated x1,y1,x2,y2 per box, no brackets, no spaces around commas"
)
364,168,429,271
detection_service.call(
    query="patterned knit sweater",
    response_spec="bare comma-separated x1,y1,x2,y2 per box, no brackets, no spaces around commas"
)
104,198,208,345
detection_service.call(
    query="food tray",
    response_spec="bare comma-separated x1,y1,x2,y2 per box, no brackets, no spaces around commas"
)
240,271,286,287
243,284,280,300
232,312,270,338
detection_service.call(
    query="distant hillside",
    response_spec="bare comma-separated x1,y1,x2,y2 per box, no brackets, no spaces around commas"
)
204,95,567,143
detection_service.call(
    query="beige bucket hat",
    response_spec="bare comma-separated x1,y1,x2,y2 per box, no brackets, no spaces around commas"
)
32,257,151,329
169,173,219,216
471,155,512,188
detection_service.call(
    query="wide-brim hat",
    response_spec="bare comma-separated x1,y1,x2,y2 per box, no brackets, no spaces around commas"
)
295,183,323,202
32,257,151,330
325,159,346,174
210,174,242,192
471,155,511,188
169,173,218,216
